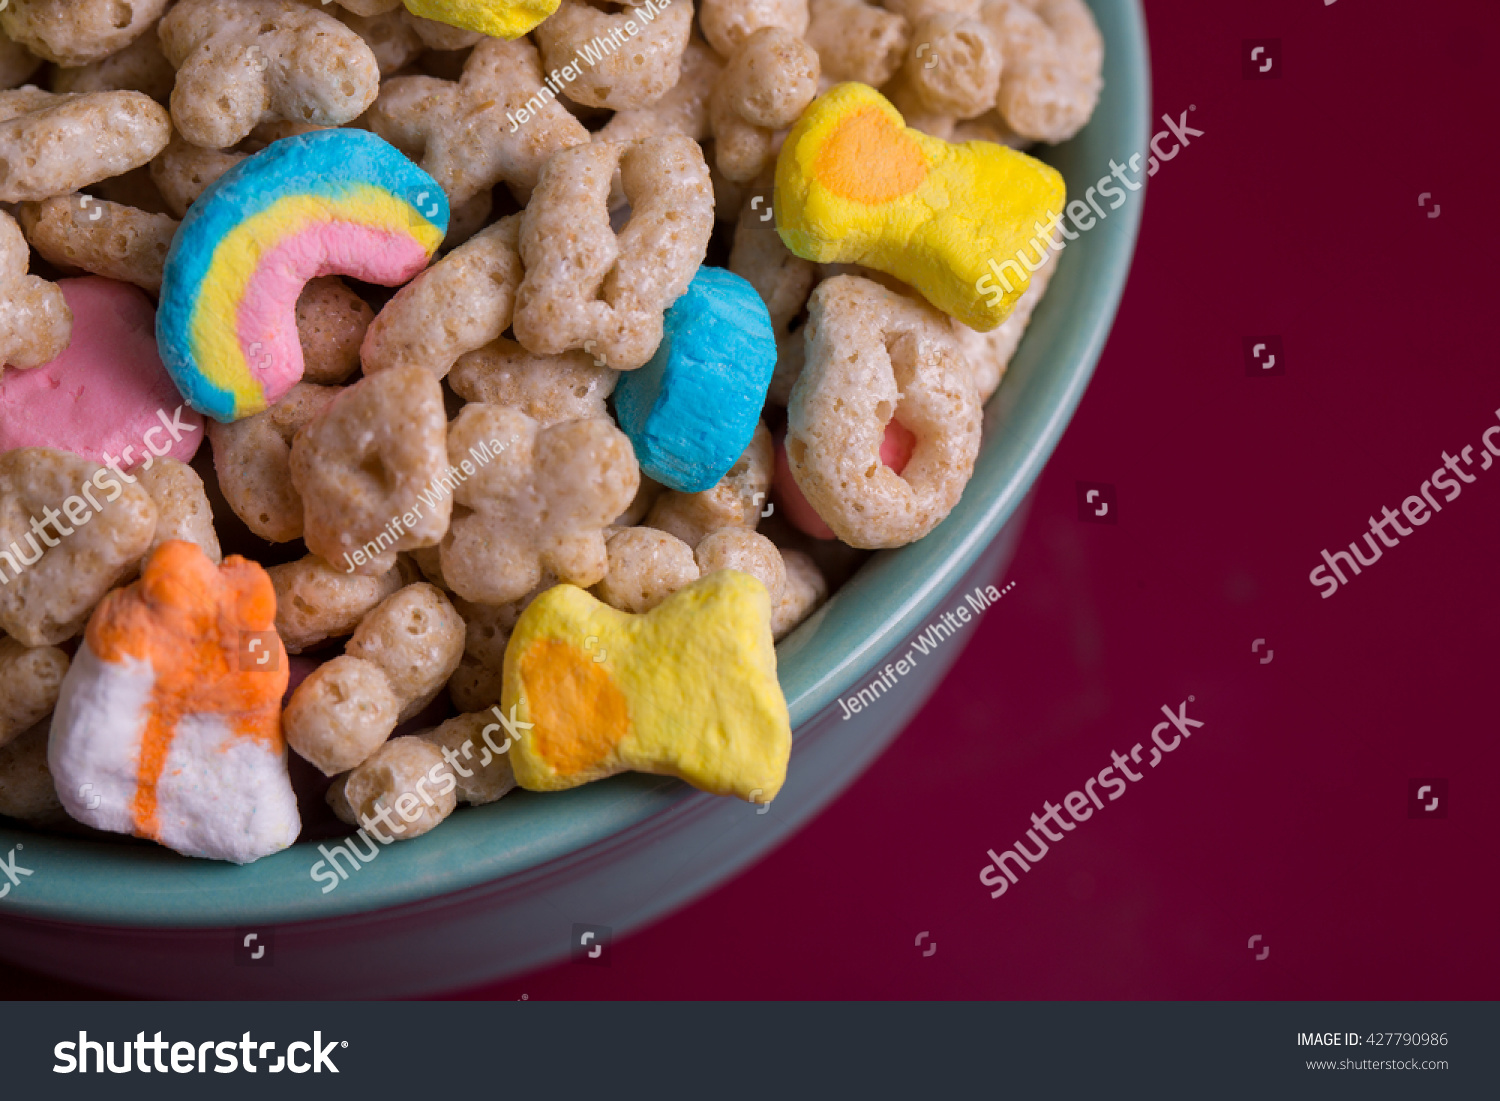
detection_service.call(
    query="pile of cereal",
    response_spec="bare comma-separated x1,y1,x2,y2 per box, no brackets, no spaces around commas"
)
0,0,1101,864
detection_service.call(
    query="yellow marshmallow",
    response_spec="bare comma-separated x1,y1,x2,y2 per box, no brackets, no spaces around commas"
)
774,82,1067,331
402,0,560,39
503,571,791,802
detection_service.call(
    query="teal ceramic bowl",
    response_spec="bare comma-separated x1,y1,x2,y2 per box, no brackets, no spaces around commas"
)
0,0,1148,996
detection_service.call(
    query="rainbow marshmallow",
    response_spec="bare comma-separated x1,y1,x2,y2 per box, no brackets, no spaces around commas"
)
157,130,450,423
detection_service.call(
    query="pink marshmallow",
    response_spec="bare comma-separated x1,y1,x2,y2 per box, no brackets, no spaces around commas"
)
0,277,203,468
774,420,915,541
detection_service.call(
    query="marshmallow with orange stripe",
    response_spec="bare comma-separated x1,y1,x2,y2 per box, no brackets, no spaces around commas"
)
49,540,298,864
503,571,791,802
774,81,1066,331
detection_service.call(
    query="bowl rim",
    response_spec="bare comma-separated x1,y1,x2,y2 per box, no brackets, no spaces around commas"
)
0,0,1151,930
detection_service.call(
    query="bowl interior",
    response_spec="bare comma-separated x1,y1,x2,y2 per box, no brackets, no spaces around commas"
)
0,0,1150,928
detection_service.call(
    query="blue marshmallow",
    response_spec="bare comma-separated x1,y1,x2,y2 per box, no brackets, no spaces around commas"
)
614,266,776,494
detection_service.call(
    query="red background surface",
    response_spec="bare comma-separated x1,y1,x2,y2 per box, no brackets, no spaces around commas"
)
7,0,1497,999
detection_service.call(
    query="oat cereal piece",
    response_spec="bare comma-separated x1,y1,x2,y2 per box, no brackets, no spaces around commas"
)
268,554,403,653
17,193,178,293
0,28,42,90
52,31,176,103
787,275,979,547
595,37,722,147
981,0,1101,144
900,12,1001,118
695,527,784,601
0,718,61,819
0,636,68,749
338,735,456,840
135,458,221,569
326,0,404,14
329,5,425,76
416,709,517,805
593,527,699,613
296,277,373,387
0,88,171,203
699,0,808,56
449,339,618,428
283,653,400,774
805,0,909,86
290,366,452,576
0,448,158,647
512,135,713,371
950,247,1055,400
770,546,825,638
707,145,749,222
346,582,465,722
0,210,70,370
441,405,638,605
0,0,172,67
614,475,665,528
445,587,544,711
149,133,245,219
646,420,772,545
710,26,820,183
365,37,589,205
158,0,381,150
402,10,483,51
207,382,341,542
729,179,816,400
534,0,693,111
405,545,447,590
361,215,522,381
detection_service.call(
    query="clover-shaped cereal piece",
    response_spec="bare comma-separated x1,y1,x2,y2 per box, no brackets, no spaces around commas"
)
158,0,381,150
710,26,820,183
361,215,523,381
787,274,979,547
207,381,342,542
981,0,1102,144
0,448,158,647
593,526,699,614
646,420,772,546
0,210,70,370
0,636,69,749
289,366,452,576
512,135,713,371
365,37,589,205
268,553,404,654
533,0,692,111
0,88,170,202
284,582,464,773
135,458,221,569
805,0,909,85
441,404,639,606
0,0,171,67
333,735,457,841
699,0,808,56
416,709,517,806
449,339,618,428
694,526,821,638
18,193,178,293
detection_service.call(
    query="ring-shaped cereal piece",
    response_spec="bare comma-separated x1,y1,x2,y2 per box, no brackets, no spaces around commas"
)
785,275,979,548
